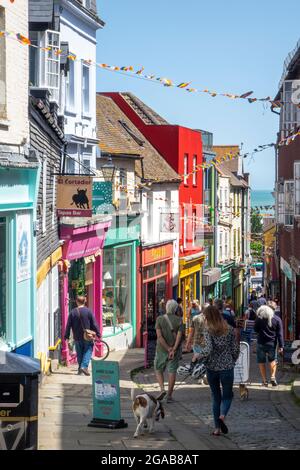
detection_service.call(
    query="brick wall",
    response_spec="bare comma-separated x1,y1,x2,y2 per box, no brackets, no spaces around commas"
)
0,0,29,146
30,107,63,268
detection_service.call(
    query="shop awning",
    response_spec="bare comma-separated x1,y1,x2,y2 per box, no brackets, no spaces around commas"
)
203,268,221,286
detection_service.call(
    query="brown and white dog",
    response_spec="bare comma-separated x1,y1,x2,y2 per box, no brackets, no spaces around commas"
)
132,391,166,438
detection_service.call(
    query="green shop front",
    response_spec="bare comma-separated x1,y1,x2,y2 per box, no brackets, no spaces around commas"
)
0,161,39,356
101,214,140,351
217,261,235,300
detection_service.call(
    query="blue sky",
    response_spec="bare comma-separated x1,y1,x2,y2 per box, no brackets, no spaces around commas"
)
96,0,300,190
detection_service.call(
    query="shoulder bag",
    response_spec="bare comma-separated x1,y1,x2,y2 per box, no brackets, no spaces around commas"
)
78,308,97,342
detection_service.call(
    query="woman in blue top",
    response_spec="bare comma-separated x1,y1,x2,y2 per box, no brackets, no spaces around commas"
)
188,300,201,326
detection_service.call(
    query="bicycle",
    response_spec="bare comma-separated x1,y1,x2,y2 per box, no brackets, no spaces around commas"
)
93,337,110,360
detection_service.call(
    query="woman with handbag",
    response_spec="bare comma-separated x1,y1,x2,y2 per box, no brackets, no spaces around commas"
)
64,295,101,376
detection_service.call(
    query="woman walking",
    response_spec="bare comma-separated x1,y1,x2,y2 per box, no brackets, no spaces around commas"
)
254,305,284,387
200,305,240,436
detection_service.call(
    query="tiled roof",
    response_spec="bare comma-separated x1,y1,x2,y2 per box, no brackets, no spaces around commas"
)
213,146,248,188
121,92,169,126
96,94,181,183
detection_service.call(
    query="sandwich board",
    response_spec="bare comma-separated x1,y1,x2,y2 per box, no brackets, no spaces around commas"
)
234,342,250,384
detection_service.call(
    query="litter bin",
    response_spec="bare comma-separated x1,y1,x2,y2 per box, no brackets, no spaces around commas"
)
0,351,40,450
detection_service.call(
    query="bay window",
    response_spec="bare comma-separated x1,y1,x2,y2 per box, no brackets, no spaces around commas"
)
284,180,294,226
294,161,300,216
276,181,285,224
280,80,300,138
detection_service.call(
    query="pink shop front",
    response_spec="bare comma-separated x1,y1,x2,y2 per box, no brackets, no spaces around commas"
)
59,218,111,365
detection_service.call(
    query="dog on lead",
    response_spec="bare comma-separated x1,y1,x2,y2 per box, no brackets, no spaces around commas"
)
239,383,249,400
132,391,166,438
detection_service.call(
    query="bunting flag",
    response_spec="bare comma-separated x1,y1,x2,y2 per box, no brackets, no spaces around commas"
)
278,130,300,147
0,28,284,108
16,33,31,45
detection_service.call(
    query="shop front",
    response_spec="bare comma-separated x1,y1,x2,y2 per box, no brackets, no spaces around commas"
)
217,261,235,301
140,242,173,364
59,217,111,365
0,163,39,356
101,213,140,351
179,252,206,330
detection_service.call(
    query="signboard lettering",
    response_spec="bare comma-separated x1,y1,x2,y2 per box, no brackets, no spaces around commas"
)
56,176,93,217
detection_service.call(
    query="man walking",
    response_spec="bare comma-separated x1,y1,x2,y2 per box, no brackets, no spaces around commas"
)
154,299,183,403
64,295,101,376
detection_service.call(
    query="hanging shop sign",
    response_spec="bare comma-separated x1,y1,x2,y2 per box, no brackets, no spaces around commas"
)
160,210,180,233
89,359,127,429
93,181,113,214
16,212,32,283
56,176,93,217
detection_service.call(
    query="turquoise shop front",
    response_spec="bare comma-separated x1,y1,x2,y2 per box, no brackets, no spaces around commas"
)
102,215,140,351
0,164,39,356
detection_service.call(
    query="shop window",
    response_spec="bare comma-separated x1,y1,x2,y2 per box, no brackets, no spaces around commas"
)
192,156,197,186
0,217,7,341
115,246,131,324
157,277,167,315
161,261,167,274
102,249,114,326
102,246,132,329
82,63,90,115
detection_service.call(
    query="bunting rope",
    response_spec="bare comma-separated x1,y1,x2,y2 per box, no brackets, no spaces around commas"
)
0,30,284,108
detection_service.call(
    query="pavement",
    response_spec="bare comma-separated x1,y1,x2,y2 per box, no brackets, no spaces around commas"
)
38,346,300,450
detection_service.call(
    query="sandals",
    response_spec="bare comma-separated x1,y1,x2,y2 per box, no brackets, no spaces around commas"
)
218,418,228,434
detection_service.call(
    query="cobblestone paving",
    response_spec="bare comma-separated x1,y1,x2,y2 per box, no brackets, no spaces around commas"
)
156,352,300,450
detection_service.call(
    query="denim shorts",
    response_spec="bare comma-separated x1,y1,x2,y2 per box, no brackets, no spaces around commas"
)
256,343,277,364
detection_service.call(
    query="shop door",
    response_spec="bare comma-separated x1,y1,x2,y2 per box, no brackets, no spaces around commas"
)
142,281,156,366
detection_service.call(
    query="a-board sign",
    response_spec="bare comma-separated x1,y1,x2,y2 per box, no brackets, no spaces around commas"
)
234,342,250,384
89,359,127,429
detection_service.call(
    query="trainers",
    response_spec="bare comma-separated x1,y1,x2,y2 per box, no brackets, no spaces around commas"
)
270,378,278,387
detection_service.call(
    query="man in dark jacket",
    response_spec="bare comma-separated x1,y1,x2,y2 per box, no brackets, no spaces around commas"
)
254,305,284,387
64,295,101,376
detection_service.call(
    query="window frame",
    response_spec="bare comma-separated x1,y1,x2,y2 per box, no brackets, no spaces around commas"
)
82,63,90,116
44,30,61,103
192,155,197,186
284,179,295,226
183,154,189,186
65,56,75,112
294,161,300,217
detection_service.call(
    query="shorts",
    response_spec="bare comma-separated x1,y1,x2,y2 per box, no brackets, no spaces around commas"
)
256,343,277,364
154,349,180,373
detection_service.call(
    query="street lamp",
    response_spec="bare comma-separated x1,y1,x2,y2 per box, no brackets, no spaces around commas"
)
100,156,115,182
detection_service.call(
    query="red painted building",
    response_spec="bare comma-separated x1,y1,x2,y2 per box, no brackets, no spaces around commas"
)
102,92,205,322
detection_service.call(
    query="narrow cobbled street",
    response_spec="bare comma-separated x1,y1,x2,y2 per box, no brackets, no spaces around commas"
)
38,348,300,450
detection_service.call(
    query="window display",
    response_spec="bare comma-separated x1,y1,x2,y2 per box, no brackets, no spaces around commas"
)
102,245,132,330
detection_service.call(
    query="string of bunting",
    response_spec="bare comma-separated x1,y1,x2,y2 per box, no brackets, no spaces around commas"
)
277,130,300,147
0,30,283,108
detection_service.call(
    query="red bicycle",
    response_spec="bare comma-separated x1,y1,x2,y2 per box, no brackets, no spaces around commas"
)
93,338,110,360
